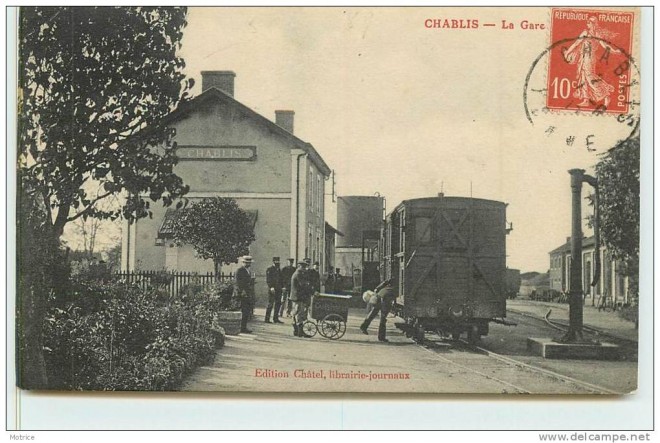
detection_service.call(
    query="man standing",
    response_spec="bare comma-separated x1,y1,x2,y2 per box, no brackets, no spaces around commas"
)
360,278,396,342
280,258,296,318
324,268,336,294
289,259,313,338
235,255,255,334
334,268,343,293
309,261,321,293
265,257,284,324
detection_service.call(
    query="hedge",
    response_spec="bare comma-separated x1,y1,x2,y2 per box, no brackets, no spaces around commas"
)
42,274,228,391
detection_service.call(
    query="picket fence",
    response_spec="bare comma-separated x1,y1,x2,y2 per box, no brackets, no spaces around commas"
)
114,270,234,298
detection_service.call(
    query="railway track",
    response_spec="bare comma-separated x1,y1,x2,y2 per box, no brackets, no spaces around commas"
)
414,333,621,395
509,308,638,361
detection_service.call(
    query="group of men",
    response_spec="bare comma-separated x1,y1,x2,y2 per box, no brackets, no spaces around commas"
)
233,255,397,342
234,255,322,337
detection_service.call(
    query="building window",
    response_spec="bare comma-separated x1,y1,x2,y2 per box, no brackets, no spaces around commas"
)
309,168,314,212
308,224,313,260
316,229,321,269
317,175,322,215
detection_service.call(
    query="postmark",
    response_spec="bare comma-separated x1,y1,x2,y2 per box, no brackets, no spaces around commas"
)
547,8,635,115
523,8,639,154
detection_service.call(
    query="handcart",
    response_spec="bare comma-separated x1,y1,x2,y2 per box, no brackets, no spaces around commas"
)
302,293,352,339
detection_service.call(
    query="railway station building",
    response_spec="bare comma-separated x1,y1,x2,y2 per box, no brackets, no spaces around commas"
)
121,71,332,302
548,236,631,305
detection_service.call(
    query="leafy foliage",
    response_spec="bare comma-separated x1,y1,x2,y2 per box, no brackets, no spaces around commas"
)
18,7,192,234
43,276,219,391
171,197,256,275
588,136,639,297
593,136,640,262
17,6,192,388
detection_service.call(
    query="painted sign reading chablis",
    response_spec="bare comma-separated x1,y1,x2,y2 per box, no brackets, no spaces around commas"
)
176,146,257,161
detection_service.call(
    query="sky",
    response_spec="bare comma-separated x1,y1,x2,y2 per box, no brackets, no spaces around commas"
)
172,6,640,273
62,6,641,272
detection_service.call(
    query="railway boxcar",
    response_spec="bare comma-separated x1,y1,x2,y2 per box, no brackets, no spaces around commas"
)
381,195,509,342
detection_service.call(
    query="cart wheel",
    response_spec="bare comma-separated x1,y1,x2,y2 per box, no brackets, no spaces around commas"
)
302,321,318,338
320,314,346,340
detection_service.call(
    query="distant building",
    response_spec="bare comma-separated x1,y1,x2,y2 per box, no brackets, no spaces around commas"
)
334,195,384,283
549,236,630,304
324,222,343,274
121,71,332,302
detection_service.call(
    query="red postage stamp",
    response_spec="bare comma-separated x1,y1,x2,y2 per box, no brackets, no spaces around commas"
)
547,8,635,114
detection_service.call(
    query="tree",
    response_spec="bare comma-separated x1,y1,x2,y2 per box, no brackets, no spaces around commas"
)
17,7,192,388
589,135,640,297
69,194,123,258
171,198,256,277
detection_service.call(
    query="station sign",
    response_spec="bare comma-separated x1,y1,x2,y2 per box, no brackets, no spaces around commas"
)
176,146,257,161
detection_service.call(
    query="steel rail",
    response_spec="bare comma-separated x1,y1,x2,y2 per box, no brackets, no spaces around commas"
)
460,340,621,395
417,344,532,394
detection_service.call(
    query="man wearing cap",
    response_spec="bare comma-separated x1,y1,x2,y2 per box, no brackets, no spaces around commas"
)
289,259,313,338
235,255,255,334
265,257,284,324
334,268,343,293
309,261,321,293
280,258,296,318
324,268,336,294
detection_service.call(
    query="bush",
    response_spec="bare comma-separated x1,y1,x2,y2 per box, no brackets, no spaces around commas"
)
617,304,639,325
43,277,218,391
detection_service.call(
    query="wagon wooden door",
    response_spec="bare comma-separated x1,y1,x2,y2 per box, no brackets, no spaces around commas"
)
444,201,506,318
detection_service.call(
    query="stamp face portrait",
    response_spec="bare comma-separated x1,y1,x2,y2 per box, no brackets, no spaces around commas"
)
547,8,635,114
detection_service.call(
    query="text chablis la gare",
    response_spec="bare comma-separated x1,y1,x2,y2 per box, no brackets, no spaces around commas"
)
424,18,545,30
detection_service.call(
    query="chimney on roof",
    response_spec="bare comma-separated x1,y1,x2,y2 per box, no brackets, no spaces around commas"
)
201,71,236,97
275,110,295,134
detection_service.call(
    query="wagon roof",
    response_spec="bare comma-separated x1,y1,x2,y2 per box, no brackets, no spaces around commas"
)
387,195,506,217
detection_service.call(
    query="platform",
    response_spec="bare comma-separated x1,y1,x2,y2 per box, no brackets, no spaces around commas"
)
527,337,620,360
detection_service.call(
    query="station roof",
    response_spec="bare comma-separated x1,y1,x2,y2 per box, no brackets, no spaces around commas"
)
161,87,332,176
549,235,596,255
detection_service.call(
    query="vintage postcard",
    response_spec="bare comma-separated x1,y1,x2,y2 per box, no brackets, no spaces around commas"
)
14,5,644,403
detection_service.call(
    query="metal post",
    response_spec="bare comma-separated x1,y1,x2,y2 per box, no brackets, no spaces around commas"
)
566,169,585,342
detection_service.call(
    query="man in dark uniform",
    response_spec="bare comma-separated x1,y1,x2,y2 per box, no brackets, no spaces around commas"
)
334,268,343,293
235,255,255,334
309,261,321,293
324,268,336,294
265,257,284,324
289,259,313,338
280,258,296,318
360,278,397,342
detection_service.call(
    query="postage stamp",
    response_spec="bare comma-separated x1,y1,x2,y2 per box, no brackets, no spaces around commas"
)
547,8,635,114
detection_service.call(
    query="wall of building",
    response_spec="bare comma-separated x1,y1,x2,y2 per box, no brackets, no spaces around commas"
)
549,245,630,304
304,159,326,268
336,196,384,248
125,97,306,304
172,100,293,193
121,77,333,307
